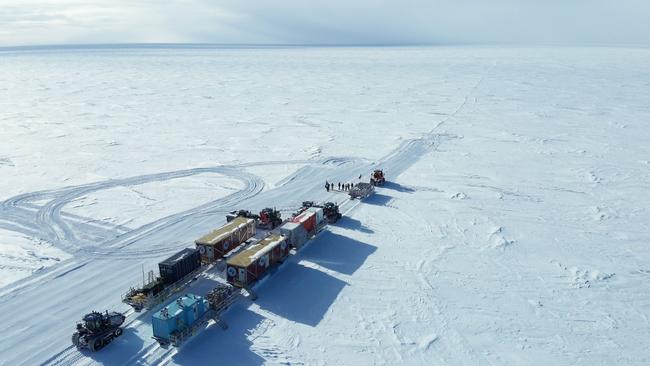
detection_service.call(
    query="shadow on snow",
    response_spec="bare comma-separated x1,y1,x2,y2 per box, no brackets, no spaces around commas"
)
362,193,393,206
381,181,416,193
334,216,374,234
255,263,346,327
171,306,266,366
88,231,376,363
300,232,377,276
254,232,376,327
83,327,145,365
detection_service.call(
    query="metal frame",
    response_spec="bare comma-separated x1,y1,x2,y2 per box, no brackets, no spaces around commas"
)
122,265,208,311
153,288,243,347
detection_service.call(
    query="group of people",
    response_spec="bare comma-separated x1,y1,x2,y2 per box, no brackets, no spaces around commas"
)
325,181,356,192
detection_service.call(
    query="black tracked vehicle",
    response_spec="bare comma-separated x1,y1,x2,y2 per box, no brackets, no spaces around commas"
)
301,201,341,223
321,202,342,223
226,209,259,222
72,311,126,352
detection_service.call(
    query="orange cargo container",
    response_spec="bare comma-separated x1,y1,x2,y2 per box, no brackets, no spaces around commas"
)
291,211,316,234
195,217,256,263
226,235,290,288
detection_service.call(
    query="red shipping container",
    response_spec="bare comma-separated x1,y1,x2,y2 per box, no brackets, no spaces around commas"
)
292,211,316,234
195,217,256,263
226,235,290,288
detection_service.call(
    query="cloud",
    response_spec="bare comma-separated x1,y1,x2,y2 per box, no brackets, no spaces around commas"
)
0,0,649,46
0,1,247,45
223,0,650,45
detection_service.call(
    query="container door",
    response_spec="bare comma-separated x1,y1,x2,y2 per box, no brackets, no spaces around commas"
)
280,239,288,257
238,268,246,284
260,254,269,268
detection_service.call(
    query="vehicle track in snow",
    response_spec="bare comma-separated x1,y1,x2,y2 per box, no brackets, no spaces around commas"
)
0,158,351,256
0,158,360,251
51,157,363,257
34,166,264,251
72,168,264,257
41,346,82,366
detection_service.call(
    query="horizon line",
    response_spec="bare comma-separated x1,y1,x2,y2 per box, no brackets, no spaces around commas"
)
1,41,649,52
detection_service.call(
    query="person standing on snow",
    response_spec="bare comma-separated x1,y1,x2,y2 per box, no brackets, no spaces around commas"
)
325,182,330,192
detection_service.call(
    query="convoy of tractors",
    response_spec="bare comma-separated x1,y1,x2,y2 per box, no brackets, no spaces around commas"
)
72,169,386,352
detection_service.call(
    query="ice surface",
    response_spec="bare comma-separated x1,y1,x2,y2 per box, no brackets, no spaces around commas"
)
65,173,243,229
0,229,70,287
1,45,649,365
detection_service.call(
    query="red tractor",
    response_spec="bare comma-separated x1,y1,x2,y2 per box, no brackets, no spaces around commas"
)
258,208,282,229
370,169,386,186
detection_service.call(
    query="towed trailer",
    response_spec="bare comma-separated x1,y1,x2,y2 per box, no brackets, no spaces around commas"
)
226,235,291,288
125,218,255,311
123,265,205,311
154,215,332,347
152,284,242,347
77,194,365,356
195,217,256,264
349,182,375,199
122,248,203,311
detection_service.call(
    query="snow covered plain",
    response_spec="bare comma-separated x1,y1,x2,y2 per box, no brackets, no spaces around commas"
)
1,45,649,365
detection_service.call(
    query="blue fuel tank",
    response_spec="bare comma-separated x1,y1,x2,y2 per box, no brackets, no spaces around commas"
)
152,293,209,341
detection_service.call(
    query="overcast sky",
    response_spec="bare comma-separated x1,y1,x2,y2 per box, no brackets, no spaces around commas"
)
1,0,649,47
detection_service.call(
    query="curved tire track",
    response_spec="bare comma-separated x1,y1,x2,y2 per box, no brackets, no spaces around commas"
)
1,157,363,258
35,166,261,249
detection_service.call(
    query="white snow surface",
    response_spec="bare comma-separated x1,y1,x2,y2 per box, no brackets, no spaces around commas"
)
65,173,243,230
1,45,650,365
0,228,71,287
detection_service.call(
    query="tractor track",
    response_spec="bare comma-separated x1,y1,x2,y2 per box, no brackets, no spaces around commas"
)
73,168,264,257
40,346,81,366
0,157,356,254
35,166,264,250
